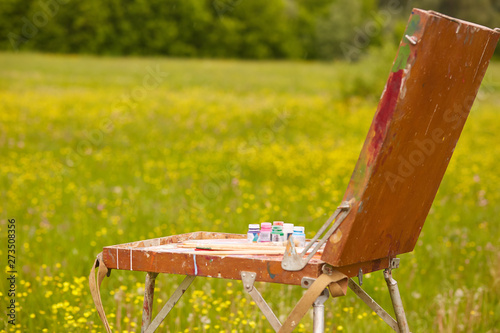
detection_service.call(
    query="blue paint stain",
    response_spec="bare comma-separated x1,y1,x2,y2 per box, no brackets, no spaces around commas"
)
267,262,276,279
357,201,364,213
193,255,198,275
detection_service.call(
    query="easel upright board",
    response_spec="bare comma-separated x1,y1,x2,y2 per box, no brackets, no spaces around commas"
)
323,9,500,267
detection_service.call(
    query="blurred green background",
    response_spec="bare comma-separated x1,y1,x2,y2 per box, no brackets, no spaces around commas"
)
1,0,499,59
1,0,500,332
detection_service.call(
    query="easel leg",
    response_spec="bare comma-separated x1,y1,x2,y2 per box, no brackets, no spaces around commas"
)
142,272,159,333
145,275,196,333
241,272,282,332
384,269,410,333
312,289,329,333
348,279,399,331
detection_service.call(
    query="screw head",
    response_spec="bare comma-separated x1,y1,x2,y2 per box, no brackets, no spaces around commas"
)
322,264,334,275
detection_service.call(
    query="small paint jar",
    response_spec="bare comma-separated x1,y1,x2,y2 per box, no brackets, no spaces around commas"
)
271,225,284,243
293,226,306,247
283,223,294,240
258,222,272,242
247,224,260,243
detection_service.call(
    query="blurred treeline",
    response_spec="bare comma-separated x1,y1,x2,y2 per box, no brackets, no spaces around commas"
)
1,0,499,60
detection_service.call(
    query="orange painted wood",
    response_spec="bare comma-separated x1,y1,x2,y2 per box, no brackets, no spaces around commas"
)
101,232,389,284
322,9,500,266
102,232,320,285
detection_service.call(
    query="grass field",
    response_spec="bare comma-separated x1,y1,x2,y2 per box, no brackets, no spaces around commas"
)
1,52,499,332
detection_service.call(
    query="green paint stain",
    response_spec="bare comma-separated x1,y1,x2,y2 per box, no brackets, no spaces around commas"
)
392,14,421,72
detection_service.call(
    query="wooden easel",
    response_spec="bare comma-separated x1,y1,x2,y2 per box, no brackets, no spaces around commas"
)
90,9,500,333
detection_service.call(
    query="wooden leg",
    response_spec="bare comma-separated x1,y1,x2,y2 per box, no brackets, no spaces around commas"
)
141,272,159,333
145,275,196,333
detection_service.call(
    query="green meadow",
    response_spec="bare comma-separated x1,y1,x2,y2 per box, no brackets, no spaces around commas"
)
1,52,499,332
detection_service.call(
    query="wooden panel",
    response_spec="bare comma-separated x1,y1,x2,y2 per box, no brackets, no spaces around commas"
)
103,248,322,285
102,232,322,285
323,9,500,266
102,232,390,284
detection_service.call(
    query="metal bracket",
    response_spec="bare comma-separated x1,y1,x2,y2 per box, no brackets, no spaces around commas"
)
301,277,316,289
241,271,257,292
357,268,363,286
281,201,351,271
241,271,282,332
389,258,400,269
322,264,335,276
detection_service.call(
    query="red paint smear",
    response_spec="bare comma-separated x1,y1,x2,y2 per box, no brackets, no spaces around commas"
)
367,69,404,165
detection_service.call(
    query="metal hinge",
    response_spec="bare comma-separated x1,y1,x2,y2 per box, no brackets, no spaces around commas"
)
281,201,351,271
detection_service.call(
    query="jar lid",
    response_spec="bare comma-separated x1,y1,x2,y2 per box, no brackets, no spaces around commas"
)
261,222,272,228
273,221,284,226
248,224,260,229
293,226,305,233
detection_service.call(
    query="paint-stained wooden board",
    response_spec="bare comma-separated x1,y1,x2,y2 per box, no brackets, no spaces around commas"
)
102,232,390,284
322,9,500,267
